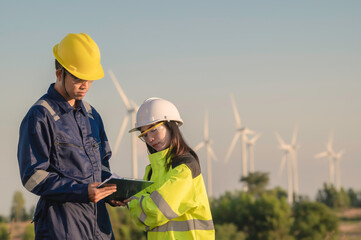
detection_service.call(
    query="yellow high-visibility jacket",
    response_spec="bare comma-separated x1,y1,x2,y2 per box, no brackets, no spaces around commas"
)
128,149,215,239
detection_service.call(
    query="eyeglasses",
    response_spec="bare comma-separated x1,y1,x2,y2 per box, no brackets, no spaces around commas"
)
63,68,89,85
138,122,165,142
72,77,88,85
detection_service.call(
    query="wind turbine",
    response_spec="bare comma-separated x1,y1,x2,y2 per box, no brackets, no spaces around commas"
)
334,149,345,191
246,133,261,173
108,70,139,178
289,126,300,201
224,94,254,192
275,131,294,204
314,131,336,186
194,110,217,197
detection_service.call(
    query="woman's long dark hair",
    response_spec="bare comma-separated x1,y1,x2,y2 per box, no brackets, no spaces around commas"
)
146,121,199,170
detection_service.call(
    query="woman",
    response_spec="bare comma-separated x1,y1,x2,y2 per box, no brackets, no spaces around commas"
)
125,97,215,239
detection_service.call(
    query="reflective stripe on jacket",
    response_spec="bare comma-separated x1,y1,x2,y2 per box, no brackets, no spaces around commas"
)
17,84,114,239
128,149,215,240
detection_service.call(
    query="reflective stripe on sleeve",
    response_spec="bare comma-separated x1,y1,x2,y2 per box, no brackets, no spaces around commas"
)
34,100,60,121
101,165,111,173
139,196,147,222
139,195,150,231
149,219,214,232
150,191,179,220
130,196,139,201
24,169,49,192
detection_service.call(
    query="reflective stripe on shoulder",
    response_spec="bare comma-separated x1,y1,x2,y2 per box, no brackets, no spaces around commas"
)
149,219,214,232
24,169,49,192
150,191,179,220
33,100,60,121
82,101,94,120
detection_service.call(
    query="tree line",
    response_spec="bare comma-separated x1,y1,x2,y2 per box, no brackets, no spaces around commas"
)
1,171,361,239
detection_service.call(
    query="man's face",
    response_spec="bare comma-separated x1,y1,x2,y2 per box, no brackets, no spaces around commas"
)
63,71,93,101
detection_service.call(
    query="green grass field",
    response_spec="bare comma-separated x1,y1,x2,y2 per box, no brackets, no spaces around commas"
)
6,208,361,240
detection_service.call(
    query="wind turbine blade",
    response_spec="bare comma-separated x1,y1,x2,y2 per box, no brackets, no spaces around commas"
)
250,133,261,144
224,132,241,163
275,131,286,146
204,110,209,140
194,142,205,152
336,150,345,159
108,69,132,110
208,146,218,162
278,153,287,178
112,115,130,155
291,125,298,145
314,152,327,158
244,128,255,135
230,94,242,128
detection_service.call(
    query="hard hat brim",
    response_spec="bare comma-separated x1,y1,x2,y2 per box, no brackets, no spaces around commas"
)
128,120,183,133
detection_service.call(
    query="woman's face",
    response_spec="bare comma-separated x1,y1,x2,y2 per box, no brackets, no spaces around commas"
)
140,122,171,152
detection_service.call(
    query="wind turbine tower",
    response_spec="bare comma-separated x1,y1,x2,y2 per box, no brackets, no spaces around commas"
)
289,126,300,201
275,131,295,205
224,94,254,192
314,131,336,186
334,150,345,191
194,110,217,197
246,133,261,173
108,70,139,178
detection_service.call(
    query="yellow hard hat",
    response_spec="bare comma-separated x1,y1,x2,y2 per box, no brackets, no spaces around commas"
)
53,33,104,80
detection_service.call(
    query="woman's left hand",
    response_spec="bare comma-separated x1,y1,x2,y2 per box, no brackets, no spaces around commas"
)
108,199,127,207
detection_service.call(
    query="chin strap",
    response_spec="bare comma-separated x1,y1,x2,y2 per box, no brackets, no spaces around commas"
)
61,68,71,98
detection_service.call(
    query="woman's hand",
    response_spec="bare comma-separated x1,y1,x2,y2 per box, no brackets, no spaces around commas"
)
122,198,133,209
108,200,127,207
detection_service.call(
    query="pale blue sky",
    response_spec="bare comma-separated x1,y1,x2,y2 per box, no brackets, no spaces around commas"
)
0,1,360,215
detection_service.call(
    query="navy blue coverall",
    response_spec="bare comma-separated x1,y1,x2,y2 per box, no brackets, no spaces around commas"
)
18,84,114,239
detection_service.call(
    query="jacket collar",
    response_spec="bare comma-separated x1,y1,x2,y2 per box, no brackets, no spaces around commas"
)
47,83,87,116
148,148,170,182
149,148,170,166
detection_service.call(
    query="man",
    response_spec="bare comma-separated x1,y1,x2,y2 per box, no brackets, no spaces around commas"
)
17,33,121,239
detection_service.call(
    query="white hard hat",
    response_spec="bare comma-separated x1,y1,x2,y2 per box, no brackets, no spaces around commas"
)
129,97,183,132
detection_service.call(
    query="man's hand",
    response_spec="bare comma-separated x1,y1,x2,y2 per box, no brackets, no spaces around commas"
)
88,182,116,203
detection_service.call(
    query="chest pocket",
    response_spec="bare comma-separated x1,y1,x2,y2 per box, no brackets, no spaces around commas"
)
55,136,93,180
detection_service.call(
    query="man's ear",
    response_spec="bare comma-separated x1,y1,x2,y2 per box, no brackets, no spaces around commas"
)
55,69,63,82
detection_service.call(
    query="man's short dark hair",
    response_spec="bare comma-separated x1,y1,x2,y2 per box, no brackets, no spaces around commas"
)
55,59,62,70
